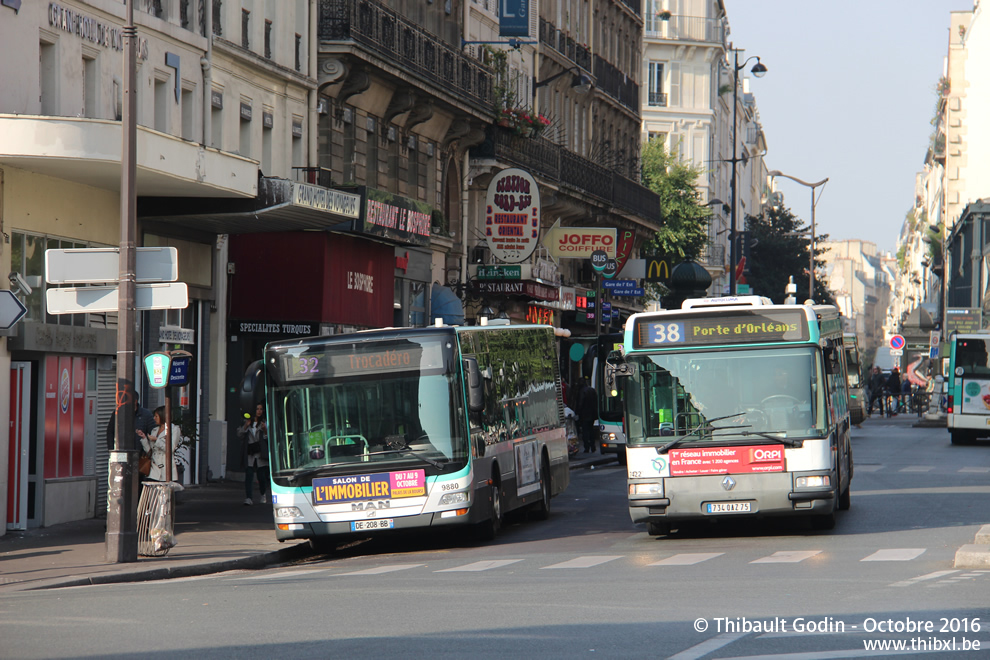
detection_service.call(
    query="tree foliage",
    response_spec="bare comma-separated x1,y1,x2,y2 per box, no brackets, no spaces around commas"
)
639,138,711,261
745,204,835,305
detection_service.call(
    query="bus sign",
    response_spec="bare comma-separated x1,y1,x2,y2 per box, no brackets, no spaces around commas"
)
633,309,808,349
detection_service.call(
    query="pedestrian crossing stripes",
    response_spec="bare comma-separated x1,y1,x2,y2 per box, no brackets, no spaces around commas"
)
649,553,724,566
540,555,622,569
334,563,424,576
751,550,821,563
434,559,523,572
861,548,925,562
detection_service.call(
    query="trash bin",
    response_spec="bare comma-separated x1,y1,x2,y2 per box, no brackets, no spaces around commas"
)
137,481,178,557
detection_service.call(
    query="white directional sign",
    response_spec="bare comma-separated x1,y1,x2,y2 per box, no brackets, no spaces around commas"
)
0,290,28,329
46,283,188,314
45,247,178,284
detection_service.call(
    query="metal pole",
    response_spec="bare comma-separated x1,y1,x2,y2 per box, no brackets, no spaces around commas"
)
165,383,173,483
809,189,816,301
729,51,739,296
107,0,139,563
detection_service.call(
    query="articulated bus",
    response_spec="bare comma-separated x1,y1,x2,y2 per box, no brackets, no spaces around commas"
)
946,332,990,445
614,296,853,535
262,324,569,547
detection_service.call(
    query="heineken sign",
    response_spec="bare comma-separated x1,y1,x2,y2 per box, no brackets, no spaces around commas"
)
476,265,522,280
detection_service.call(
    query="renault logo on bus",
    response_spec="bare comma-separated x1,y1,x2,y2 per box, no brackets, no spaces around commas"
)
751,447,783,462
721,476,736,491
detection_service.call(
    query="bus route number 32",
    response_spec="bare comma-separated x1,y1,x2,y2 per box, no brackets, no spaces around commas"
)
648,322,684,344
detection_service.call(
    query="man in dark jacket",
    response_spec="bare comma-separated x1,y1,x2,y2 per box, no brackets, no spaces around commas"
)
576,377,599,453
886,368,902,415
106,393,155,451
867,367,887,417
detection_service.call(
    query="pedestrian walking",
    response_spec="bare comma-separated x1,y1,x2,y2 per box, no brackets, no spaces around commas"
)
138,406,180,482
576,377,599,453
868,366,886,417
239,403,270,505
886,368,902,416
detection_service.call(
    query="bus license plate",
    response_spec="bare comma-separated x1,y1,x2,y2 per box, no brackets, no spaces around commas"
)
707,502,751,514
351,519,394,531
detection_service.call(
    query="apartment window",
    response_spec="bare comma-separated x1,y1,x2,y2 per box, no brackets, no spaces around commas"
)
407,135,419,195
262,110,273,174
264,20,272,59
212,0,222,35
239,102,252,157
242,9,250,49
211,89,224,148
366,117,378,189
342,113,356,183
181,85,194,140
295,33,302,72
39,40,57,115
648,62,666,107
180,0,191,29
83,54,98,118
154,77,168,133
291,117,304,169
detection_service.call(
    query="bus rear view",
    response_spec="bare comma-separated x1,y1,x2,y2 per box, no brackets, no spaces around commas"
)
946,333,990,444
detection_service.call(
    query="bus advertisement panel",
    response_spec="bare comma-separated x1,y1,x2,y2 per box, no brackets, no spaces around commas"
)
261,325,569,547
615,297,853,536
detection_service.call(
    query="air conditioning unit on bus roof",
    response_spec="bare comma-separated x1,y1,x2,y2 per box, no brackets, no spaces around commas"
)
681,295,773,309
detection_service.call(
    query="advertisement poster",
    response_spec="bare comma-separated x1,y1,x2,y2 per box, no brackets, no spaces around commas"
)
312,469,426,505
959,379,990,415
668,446,786,476
515,440,540,495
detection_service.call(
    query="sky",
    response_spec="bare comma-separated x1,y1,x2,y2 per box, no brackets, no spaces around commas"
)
721,0,973,255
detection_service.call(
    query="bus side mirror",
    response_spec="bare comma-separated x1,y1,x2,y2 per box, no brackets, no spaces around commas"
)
604,361,635,397
239,359,265,414
463,357,485,413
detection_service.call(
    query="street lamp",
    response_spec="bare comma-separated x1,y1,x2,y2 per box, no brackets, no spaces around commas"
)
533,65,594,97
729,51,767,295
767,170,829,300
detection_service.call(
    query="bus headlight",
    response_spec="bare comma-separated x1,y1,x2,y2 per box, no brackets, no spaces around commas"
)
629,482,663,496
439,491,468,505
275,506,304,518
795,475,831,489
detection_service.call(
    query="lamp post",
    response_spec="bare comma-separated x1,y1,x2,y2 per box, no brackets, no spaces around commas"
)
533,65,594,98
728,51,766,295
767,170,829,300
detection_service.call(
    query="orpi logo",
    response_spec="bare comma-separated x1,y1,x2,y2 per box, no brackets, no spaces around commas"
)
750,447,782,463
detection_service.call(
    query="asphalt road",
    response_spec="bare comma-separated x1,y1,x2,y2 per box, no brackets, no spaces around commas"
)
3,419,989,659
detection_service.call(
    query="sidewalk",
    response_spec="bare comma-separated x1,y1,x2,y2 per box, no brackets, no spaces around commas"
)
0,453,615,593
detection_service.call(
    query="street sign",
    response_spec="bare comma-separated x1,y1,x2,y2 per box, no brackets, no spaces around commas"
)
890,349,903,357
590,250,608,272
169,353,192,386
889,334,905,351
45,247,178,284
0,290,28,330
46,282,189,314
930,331,941,348
541,219,616,261
930,346,940,359
144,352,172,389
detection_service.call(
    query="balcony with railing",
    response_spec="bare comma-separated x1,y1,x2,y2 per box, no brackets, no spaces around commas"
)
472,126,661,226
698,243,725,268
318,0,493,113
538,19,592,71
644,15,725,43
593,55,639,112
647,91,667,107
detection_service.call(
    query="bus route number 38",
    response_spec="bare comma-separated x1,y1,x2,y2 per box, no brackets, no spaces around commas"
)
648,322,684,344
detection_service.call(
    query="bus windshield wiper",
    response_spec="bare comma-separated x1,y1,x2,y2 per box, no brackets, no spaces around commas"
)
380,434,447,469
656,412,748,454
709,428,804,447
287,464,337,484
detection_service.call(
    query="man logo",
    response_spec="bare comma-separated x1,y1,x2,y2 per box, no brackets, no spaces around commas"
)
352,501,391,511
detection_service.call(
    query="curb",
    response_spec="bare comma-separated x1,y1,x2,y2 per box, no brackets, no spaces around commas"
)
27,541,312,591
953,524,990,569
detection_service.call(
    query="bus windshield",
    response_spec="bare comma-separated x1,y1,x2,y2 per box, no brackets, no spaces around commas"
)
267,336,468,482
623,346,827,444
954,337,990,376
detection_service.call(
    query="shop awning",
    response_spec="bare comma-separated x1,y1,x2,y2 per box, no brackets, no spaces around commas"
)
431,284,465,325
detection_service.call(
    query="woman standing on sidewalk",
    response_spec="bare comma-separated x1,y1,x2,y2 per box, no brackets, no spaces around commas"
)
239,403,270,506
138,407,180,482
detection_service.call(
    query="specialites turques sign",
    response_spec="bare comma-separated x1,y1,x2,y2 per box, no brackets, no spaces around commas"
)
485,168,540,263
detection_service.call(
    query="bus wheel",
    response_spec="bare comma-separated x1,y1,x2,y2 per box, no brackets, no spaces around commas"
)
474,480,502,542
530,456,552,521
647,521,670,536
838,483,851,511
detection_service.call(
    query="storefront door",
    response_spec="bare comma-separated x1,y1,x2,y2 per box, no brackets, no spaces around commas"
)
7,362,30,531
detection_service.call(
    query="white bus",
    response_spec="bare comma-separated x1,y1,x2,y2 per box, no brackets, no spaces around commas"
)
613,296,854,535
259,324,570,548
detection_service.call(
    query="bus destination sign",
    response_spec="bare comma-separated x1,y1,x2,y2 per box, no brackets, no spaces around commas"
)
633,310,809,348
278,342,446,382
